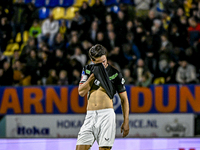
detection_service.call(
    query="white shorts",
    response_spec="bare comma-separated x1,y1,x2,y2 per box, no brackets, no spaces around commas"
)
76,108,116,147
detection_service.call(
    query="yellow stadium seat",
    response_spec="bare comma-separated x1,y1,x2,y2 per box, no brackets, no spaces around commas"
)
23,31,29,43
89,0,102,6
5,43,13,52
11,43,20,51
15,31,29,43
16,32,21,43
153,77,165,85
4,43,20,56
3,51,14,57
64,7,79,20
52,7,65,20
73,0,89,7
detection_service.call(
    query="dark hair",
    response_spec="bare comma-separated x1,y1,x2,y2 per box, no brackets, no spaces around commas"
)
89,44,107,61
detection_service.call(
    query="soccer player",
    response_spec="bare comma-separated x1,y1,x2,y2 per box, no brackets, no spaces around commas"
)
76,44,129,150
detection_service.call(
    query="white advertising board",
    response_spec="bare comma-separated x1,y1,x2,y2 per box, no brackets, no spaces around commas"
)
6,114,194,138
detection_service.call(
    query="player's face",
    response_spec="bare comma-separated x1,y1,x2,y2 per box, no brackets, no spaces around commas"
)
93,55,108,68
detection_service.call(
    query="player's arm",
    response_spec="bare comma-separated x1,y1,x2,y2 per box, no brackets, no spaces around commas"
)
119,91,129,137
78,73,95,97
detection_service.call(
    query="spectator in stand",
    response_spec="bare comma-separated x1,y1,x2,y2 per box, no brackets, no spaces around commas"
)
59,20,67,40
144,10,155,33
166,58,179,84
58,70,68,85
46,69,58,85
114,11,127,43
154,59,170,84
29,20,41,39
92,0,106,22
169,24,185,48
96,31,107,46
79,1,93,27
87,21,99,44
38,14,59,47
53,49,68,74
26,2,38,29
20,37,37,63
107,31,121,53
123,68,134,85
26,50,39,85
185,47,199,70
125,20,134,36
122,43,140,65
176,56,197,84
2,61,13,85
71,11,84,32
12,0,28,43
67,34,82,56
159,34,173,61
104,23,114,40
68,58,82,83
38,51,52,84
188,17,200,46
71,47,87,67
13,60,25,85
136,71,152,87
52,33,65,51
134,0,152,18
0,17,12,51
71,69,81,85
11,50,20,66
131,59,149,84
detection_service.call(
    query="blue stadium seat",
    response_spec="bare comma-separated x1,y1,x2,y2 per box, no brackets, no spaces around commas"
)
104,0,118,6
119,0,133,4
60,0,74,7
110,5,120,13
39,7,50,19
34,0,45,7
24,0,32,3
45,0,59,7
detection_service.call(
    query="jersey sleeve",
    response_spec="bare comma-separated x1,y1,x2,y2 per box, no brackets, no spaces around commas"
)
115,72,126,93
79,66,89,84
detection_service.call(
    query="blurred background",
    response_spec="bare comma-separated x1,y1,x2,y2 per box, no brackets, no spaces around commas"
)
0,0,200,149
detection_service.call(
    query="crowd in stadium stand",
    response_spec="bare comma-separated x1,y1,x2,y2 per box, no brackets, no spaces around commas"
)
0,0,200,86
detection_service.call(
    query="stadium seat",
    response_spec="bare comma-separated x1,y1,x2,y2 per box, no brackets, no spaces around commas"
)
73,0,89,7
60,0,74,7
110,5,120,13
52,7,65,20
23,31,29,43
119,0,133,4
15,31,29,43
15,32,21,43
4,43,20,56
34,0,45,7
104,0,118,6
39,7,50,19
64,6,79,20
24,0,32,3
45,0,59,7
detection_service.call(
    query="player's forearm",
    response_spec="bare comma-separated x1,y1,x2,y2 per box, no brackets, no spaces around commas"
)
78,74,95,97
121,98,129,122
119,92,129,122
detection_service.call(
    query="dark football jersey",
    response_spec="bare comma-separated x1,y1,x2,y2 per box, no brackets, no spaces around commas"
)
80,64,126,96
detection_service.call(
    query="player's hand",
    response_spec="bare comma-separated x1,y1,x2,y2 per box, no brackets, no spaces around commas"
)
121,121,129,138
90,73,95,80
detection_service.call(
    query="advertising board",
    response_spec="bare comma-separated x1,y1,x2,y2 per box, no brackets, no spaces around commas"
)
6,114,194,138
